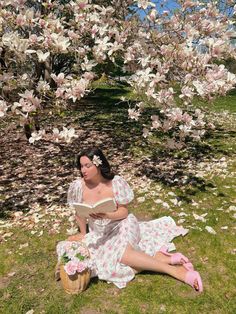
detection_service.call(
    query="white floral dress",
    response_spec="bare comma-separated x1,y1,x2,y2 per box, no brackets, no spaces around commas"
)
57,175,188,289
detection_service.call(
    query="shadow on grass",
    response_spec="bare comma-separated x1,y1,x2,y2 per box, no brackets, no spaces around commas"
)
228,87,236,96
0,86,235,217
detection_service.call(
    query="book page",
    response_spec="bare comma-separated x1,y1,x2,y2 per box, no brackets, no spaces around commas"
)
74,198,117,217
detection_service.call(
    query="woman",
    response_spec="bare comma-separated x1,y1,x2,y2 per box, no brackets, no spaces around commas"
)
57,147,203,292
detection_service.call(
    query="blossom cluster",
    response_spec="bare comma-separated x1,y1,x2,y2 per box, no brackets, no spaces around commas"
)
125,0,236,146
28,127,78,144
0,0,235,147
58,241,90,276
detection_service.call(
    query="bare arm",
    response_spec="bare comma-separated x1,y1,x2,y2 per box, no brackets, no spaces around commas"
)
75,216,87,234
67,215,87,241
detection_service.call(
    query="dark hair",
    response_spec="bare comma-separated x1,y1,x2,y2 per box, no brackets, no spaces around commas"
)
76,147,115,180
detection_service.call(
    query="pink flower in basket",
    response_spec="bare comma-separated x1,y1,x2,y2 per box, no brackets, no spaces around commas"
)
59,241,90,276
64,260,78,276
78,246,89,257
77,261,87,273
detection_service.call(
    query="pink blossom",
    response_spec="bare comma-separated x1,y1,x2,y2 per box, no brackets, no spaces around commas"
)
157,88,175,105
29,34,38,44
83,72,95,81
182,113,192,124
78,2,87,10
136,0,155,10
128,108,140,121
55,88,65,98
16,14,26,26
64,261,78,276
179,86,194,100
151,115,161,129
51,73,65,86
64,242,73,251
21,100,36,113
167,108,183,122
77,262,87,273
77,246,89,257
19,90,35,102
145,88,158,99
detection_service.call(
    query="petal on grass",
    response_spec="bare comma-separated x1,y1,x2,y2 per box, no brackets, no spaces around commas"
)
154,199,163,204
205,226,216,234
193,213,207,222
221,226,228,230
19,243,29,249
137,196,145,203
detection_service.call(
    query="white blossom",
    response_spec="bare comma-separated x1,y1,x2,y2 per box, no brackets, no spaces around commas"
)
92,155,102,166
29,130,45,144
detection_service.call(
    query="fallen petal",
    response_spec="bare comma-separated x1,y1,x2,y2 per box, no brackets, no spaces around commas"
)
205,226,216,235
19,243,29,249
221,226,228,230
7,272,16,277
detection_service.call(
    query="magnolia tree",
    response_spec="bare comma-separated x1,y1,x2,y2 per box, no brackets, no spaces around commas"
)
126,0,236,148
0,0,236,149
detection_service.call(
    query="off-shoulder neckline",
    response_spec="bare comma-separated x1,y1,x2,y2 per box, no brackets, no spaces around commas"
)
76,174,121,185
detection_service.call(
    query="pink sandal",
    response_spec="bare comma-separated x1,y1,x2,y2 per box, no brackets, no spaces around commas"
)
183,262,194,271
159,246,189,265
185,270,203,293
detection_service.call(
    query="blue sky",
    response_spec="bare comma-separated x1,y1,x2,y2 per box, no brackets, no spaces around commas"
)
136,0,180,19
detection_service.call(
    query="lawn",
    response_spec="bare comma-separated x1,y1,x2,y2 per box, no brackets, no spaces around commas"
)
0,85,236,314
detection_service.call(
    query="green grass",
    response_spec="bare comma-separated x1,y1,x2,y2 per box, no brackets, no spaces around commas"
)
0,87,236,313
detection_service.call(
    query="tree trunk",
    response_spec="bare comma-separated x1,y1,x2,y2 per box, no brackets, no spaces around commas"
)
24,124,32,139
33,114,40,131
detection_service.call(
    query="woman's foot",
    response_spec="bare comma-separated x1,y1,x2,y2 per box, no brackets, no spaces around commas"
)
185,270,203,292
177,265,203,292
159,246,189,265
182,262,194,271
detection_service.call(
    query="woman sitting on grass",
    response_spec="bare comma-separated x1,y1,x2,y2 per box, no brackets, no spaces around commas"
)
56,147,203,292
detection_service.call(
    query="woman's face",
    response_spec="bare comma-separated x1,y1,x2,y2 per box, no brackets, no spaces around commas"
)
80,156,99,180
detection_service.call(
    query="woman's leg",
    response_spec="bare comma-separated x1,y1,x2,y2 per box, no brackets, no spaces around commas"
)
153,252,171,264
121,244,199,289
133,250,183,265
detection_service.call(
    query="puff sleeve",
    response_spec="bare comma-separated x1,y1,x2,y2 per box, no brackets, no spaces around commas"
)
112,175,134,205
67,179,83,206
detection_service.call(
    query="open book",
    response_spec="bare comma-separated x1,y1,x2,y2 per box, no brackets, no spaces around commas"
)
73,198,117,218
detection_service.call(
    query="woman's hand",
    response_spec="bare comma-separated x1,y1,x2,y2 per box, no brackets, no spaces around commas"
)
89,213,107,219
67,233,85,241
89,206,128,220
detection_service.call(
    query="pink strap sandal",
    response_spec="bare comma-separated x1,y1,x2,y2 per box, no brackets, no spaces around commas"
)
159,246,189,265
185,270,203,293
183,262,194,271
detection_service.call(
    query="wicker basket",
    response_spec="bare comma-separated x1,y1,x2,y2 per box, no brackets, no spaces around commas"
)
60,264,91,294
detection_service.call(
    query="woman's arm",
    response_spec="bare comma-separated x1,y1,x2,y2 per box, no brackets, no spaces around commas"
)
90,205,128,221
75,216,87,234
67,215,87,241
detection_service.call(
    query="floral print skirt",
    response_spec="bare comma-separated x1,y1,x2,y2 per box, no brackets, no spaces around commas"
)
57,214,188,289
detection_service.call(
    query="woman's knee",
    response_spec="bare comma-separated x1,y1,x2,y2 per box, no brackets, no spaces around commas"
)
120,243,135,264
